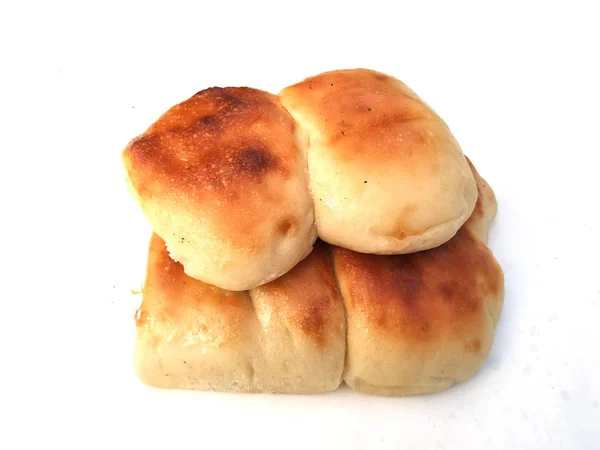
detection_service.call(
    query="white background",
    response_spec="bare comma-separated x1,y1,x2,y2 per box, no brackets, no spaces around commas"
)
1,1,599,449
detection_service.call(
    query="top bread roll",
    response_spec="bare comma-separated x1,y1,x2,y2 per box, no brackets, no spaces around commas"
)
279,68,477,254
122,69,478,290
122,87,317,291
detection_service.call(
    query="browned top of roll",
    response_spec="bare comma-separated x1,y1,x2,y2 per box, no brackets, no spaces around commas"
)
122,87,308,243
280,68,449,171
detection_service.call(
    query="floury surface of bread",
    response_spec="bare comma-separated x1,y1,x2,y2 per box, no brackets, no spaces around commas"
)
122,87,317,291
279,68,477,255
134,160,503,396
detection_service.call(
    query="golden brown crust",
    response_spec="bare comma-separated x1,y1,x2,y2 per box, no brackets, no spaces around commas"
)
138,232,254,343
332,161,504,395
122,87,317,290
251,241,343,349
279,68,477,254
135,235,345,393
123,87,303,243
280,68,436,166
333,227,503,343
138,235,342,350
128,89,287,206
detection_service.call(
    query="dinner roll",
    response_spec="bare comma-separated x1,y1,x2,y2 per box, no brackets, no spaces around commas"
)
134,236,345,394
122,87,317,291
333,160,504,395
279,68,477,254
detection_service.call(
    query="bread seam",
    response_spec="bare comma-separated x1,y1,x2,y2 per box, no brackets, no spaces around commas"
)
325,244,351,389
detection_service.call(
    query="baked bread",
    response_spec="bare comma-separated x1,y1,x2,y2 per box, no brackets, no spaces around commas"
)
122,87,317,291
133,160,503,396
279,68,477,254
334,159,504,395
134,236,346,394
122,69,478,291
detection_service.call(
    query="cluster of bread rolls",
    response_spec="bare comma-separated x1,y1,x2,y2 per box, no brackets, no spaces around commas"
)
122,69,504,396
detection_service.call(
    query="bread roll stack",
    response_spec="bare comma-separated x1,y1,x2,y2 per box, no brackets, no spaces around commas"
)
121,69,504,396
